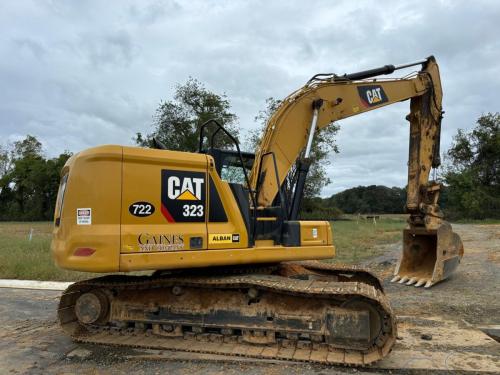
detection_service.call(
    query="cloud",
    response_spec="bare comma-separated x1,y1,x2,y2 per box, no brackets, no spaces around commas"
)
0,0,499,196
80,31,138,68
13,37,47,59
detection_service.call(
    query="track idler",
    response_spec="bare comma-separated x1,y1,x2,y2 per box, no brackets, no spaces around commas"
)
392,221,464,288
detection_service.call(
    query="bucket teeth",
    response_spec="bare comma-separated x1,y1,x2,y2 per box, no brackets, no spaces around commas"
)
424,280,434,288
415,279,426,287
391,275,401,283
398,276,409,284
406,277,417,285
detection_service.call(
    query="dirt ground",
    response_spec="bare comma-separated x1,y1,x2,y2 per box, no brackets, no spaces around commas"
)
364,224,500,325
0,224,498,374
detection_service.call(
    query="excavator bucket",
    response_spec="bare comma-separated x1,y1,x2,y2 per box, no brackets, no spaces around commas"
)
392,222,464,288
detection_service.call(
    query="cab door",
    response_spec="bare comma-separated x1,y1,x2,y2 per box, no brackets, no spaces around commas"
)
206,159,249,250
120,147,208,260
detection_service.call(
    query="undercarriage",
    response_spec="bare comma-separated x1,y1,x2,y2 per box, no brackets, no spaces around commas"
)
58,262,396,366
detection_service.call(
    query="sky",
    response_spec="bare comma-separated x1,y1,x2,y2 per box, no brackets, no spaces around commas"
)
1,0,499,196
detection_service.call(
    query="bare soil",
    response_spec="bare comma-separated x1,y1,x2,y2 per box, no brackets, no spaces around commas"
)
363,224,500,325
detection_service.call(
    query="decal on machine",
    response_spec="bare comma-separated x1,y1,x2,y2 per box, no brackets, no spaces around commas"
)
209,233,240,244
137,233,184,252
161,170,206,222
76,208,91,225
357,85,388,107
129,201,155,217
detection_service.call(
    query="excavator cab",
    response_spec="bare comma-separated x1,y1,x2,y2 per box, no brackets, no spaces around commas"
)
198,119,304,248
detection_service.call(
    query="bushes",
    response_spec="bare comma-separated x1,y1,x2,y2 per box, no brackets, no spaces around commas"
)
300,197,344,220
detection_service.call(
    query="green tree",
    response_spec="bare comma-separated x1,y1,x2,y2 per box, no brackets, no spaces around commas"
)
11,135,43,159
135,77,239,152
249,97,340,202
327,185,406,214
0,144,10,178
0,135,71,221
443,113,500,219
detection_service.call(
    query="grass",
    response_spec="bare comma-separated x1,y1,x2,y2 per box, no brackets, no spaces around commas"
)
0,222,100,281
330,216,407,264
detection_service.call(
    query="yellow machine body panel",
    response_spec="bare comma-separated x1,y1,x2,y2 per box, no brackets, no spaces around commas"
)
52,145,334,273
120,146,212,255
52,145,122,272
119,244,334,272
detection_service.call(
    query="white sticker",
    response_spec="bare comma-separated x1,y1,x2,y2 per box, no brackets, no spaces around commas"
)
312,228,318,239
77,208,92,225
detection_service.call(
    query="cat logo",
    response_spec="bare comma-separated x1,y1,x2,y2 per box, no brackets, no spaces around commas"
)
167,176,204,201
357,85,388,108
366,88,383,104
161,170,206,223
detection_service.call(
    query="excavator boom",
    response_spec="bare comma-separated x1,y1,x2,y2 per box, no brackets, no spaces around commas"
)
250,56,463,287
250,58,438,207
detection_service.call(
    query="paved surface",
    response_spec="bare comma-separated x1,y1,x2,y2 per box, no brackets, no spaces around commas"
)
0,224,499,374
0,279,72,290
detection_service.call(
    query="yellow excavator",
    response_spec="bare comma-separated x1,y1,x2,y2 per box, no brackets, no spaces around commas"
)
52,56,463,366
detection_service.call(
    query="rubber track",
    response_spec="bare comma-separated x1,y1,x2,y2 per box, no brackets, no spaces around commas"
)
58,262,397,366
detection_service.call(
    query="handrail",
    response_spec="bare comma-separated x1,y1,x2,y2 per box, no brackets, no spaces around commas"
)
198,119,256,210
